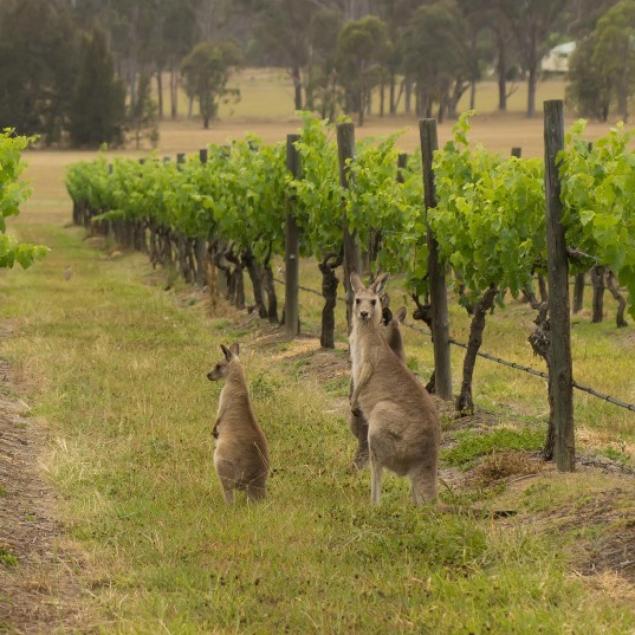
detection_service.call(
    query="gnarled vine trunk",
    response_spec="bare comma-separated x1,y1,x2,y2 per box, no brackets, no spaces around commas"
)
456,286,498,416
242,249,267,318
573,272,585,314
527,300,555,460
262,261,278,323
606,270,627,328
319,252,343,349
590,265,605,323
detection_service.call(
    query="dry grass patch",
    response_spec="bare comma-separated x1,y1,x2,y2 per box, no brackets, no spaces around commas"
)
472,450,543,485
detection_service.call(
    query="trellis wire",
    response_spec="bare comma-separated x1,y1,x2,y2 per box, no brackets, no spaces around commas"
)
273,277,635,414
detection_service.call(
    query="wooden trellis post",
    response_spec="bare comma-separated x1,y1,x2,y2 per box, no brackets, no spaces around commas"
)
419,119,452,401
336,122,361,331
285,134,301,337
543,99,575,472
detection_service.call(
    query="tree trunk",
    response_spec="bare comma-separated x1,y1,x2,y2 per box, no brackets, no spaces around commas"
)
527,63,537,118
319,254,342,349
572,272,585,314
379,80,385,117
469,79,476,110
456,286,498,416
156,70,164,119
170,66,178,120
389,72,396,115
497,32,508,111
404,78,412,114
590,265,605,323
606,270,627,327
292,64,302,110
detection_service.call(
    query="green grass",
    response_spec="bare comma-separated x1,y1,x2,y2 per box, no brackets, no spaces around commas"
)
0,547,18,568
0,208,633,632
442,428,545,468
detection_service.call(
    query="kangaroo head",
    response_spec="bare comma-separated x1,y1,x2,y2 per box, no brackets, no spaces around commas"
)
351,272,389,326
207,343,240,381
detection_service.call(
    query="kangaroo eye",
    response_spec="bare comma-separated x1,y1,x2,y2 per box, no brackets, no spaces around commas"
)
356,299,361,305
370,299,376,306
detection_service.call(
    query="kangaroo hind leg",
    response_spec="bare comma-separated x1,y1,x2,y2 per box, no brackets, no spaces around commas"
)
409,465,437,507
369,452,383,505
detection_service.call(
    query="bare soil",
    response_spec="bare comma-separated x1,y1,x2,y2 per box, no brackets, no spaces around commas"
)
0,354,87,634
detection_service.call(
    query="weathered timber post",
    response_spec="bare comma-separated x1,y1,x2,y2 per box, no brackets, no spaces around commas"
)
285,134,301,336
194,149,208,286
336,122,362,331
511,147,522,158
419,119,452,401
543,99,574,472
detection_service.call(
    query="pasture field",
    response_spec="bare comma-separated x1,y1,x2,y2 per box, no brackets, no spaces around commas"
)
0,106,634,632
161,68,569,121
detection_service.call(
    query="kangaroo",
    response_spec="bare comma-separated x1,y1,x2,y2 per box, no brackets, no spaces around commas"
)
207,343,269,503
350,304,408,469
349,273,440,505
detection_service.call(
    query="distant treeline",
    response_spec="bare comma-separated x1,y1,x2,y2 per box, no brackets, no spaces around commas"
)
0,0,633,146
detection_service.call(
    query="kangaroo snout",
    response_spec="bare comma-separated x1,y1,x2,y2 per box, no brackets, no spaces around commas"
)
360,310,369,320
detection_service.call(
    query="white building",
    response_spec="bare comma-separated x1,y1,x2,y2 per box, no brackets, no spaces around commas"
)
542,41,577,73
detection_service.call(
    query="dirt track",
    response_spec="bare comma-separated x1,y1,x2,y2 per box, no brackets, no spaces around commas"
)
0,353,85,634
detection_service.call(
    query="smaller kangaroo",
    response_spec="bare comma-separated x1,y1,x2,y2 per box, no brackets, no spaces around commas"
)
383,305,407,363
350,273,440,505
207,343,269,503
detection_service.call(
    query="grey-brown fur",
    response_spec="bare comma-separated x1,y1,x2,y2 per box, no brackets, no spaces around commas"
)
349,273,440,505
350,304,407,470
207,343,269,503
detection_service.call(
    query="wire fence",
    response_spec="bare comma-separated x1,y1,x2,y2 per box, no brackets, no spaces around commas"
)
273,277,635,415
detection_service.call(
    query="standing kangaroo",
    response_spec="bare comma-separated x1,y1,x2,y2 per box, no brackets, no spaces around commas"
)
207,343,269,503
349,273,440,505
350,304,407,469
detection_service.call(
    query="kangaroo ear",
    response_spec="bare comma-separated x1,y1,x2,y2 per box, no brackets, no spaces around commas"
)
350,271,365,293
371,273,389,295
396,306,407,323
229,342,240,357
220,344,232,361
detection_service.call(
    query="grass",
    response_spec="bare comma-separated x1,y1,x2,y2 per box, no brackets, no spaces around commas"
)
1,97,633,631
0,162,633,631
442,428,545,469
0,547,18,568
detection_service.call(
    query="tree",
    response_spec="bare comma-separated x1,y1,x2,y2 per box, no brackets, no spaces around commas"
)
592,0,635,121
336,15,390,126
401,1,465,121
567,0,635,122
181,41,242,128
69,29,126,148
0,0,77,142
566,34,612,121
499,0,568,118
306,8,343,120
128,74,159,149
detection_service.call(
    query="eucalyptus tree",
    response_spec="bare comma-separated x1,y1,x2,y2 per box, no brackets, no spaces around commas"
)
336,15,390,126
